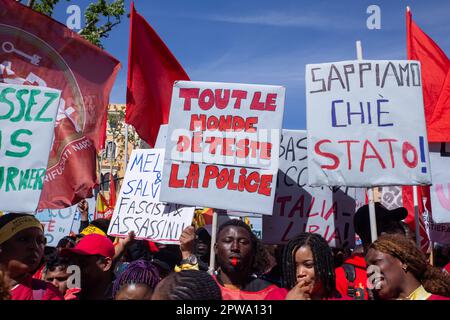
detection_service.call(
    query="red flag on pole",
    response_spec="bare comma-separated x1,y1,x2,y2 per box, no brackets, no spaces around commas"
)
0,0,121,209
126,1,189,147
406,8,450,142
402,8,450,251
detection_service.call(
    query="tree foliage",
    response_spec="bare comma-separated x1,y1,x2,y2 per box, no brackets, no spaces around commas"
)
25,0,125,48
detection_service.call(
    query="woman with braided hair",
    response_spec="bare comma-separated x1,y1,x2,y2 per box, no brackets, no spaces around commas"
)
113,259,160,300
283,232,343,300
152,270,222,300
366,234,450,300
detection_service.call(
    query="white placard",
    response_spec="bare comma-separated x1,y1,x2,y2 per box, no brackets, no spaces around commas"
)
0,83,60,212
263,130,365,248
306,60,431,187
429,143,450,224
108,149,195,244
160,81,285,214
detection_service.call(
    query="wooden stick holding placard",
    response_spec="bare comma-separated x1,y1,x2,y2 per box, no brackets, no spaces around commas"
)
208,209,220,275
356,40,379,243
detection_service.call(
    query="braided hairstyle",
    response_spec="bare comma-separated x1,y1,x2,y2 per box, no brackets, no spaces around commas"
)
154,270,222,300
370,234,450,297
217,219,270,275
282,233,337,298
112,260,160,298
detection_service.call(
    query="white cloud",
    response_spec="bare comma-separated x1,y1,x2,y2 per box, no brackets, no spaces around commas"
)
177,11,360,31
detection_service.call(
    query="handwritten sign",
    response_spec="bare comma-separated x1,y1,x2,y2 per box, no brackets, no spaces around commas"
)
160,81,285,214
263,130,365,248
306,60,431,187
0,83,60,212
108,149,195,244
429,143,450,224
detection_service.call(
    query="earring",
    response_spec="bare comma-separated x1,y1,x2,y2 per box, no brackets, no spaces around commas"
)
402,265,408,272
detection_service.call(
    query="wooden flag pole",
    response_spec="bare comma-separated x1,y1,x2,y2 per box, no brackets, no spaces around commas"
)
356,40,378,243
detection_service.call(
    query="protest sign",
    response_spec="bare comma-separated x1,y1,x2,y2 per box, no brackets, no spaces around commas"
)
380,183,450,244
155,125,168,148
429,143,450,224
422,209,450,245
35,206,77,246
306,60,432,187
160,81,285,214
34,198,95,246
108,149,195,244
1,0,120,209
0,83,60,212
263,130,365,248
381,186,403,210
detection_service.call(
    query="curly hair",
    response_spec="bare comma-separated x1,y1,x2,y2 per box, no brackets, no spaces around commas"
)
282,232,337,299
370,234,450,297
154,270,222,300
112,260,160,298
217,219,270,275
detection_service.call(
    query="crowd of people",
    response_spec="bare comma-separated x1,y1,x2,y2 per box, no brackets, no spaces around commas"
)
0,201,449,301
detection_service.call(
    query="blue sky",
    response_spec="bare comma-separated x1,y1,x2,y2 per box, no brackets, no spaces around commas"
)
50,0,450,130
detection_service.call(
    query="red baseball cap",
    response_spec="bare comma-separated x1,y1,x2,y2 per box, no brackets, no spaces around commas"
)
61,234,115,259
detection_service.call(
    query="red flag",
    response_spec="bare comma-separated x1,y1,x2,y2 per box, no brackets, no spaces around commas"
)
126,1,189,147
407,9,450,142
0,0,120,209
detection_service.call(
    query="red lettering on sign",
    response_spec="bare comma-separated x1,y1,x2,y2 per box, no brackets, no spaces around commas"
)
360,139,386,172
169,164,184,188
402,142,418,168
185,163,199,188
232,90,247,109
315,140,340,170
179,88,199,110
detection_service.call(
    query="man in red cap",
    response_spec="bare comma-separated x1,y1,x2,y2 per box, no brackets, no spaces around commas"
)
61,234,115,300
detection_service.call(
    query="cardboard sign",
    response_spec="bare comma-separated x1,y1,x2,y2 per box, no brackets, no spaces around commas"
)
429,143,450,223
0,83,60,212
263,130,365,248
160,81,285,214
108,149,195,244
306,60,431,187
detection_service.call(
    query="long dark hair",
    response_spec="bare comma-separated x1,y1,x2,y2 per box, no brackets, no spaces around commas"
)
282,232,337,298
